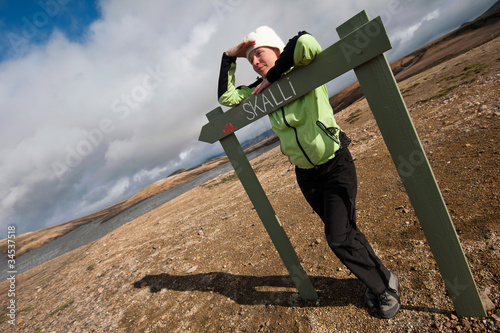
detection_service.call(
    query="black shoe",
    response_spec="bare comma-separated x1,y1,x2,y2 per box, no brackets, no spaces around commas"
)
364,271,398,307
378,272,400,319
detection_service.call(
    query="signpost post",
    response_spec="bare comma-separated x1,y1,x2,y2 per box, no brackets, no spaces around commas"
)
199,10,486,317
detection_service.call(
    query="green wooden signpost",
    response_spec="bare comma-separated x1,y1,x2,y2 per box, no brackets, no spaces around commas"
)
199,10,486,317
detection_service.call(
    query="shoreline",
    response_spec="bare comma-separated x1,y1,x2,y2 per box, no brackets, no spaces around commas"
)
0,141,279,282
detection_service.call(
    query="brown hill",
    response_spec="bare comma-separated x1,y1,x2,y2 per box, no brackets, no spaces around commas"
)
329,6,500,113
0,135,278,258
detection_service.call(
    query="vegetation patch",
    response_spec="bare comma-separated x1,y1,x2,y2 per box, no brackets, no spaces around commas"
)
417,63,491,104
20,305,34,314
346,109,362,124
0,305,28,323
401,82,420,95
48,300,74,317
0,305,36,323
202,172,239,189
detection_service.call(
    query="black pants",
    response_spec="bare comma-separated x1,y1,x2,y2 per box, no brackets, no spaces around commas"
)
295,147,390,295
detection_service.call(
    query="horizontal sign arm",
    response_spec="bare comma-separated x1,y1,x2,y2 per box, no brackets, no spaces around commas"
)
199,16,391,144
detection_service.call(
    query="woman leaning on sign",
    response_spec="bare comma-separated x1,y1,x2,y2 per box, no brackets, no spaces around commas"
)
217,26,400,319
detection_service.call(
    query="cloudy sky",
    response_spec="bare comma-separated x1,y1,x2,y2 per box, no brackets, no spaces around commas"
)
0,0,497,238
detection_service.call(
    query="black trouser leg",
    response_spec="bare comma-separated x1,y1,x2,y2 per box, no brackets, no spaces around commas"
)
296,148,390,295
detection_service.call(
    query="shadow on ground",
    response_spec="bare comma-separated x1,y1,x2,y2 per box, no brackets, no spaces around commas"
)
133,272,453,316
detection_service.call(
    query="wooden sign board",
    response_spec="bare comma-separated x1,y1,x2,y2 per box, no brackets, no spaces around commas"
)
199,17,391,144
199,10,486,317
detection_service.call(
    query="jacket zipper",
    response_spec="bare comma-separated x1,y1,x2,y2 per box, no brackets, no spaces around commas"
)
281,107,315,167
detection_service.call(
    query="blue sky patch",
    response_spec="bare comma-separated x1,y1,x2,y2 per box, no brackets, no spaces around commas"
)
0,0,101,61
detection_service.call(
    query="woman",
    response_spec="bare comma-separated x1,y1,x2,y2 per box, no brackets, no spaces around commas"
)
217,26,400,319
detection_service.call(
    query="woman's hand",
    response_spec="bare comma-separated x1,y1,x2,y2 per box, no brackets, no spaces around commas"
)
252,79,271,95
226,40,255,58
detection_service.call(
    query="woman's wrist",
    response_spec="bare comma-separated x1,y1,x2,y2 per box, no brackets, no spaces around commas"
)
223,52,237,61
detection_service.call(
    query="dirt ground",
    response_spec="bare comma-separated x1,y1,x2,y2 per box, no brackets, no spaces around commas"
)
1,33,499,333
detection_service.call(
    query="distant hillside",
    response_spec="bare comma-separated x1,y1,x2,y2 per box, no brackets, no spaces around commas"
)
329,4,500,113
1,5,498,258
0,134,279,258
461,0,500,26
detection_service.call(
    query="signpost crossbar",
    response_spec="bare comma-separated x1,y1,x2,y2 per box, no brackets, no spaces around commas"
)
199,10,486,317
199,17,391,144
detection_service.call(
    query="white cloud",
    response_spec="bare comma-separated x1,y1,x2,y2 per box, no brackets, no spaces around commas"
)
0,0,497,237
1,185,28,219
391,8,441,46
77,177,131,216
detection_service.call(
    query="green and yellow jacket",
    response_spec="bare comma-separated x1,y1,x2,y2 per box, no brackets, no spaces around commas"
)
218,32,342,169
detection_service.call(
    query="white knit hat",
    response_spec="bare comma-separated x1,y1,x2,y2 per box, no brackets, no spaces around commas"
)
243,26,285,60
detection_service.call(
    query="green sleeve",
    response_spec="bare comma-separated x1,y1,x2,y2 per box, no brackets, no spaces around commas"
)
218,62,254,107
293,34,323,67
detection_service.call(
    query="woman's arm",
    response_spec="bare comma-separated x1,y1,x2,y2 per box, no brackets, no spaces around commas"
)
265,31,310,83
252,31,323,95
217,40,261,106
217,53,262,107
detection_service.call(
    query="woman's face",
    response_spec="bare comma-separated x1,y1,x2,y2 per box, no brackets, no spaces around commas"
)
248,46,280,78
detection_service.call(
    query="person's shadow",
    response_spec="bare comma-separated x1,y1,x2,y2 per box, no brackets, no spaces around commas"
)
133,271,365,308
133,271,455,315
